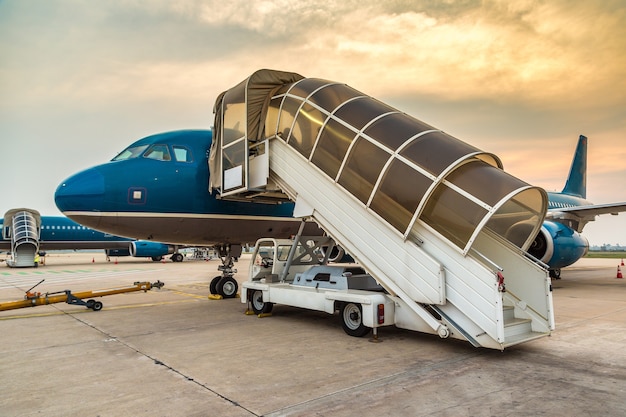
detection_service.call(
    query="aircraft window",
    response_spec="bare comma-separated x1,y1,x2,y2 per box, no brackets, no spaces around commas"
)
113,145,149,161
289,102,326,158
370,159,432,233
364,112,433,151
401,131,481,175
173,146,193,162
144,144,172,161
311,118,357,179
338,137,390,204
334,97,394,132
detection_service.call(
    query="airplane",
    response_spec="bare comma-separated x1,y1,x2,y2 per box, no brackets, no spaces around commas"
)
0,209,188,264
526,135,626,278
54,129,626,283
54,129,324,296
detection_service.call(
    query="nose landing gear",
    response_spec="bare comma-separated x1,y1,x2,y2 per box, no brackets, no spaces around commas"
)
208,244,241,299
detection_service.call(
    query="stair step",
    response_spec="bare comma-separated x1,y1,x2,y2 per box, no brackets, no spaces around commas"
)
504,316,532,338
503,331,548,347
503,305,516,320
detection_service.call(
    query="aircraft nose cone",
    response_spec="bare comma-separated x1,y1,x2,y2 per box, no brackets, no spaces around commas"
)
55,167,105,213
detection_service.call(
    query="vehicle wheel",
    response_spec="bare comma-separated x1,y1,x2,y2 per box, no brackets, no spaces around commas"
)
550,269,561,279
86,299,95,309
209,276,221,294
172,253,183,262
92,301,103,311
217,276,238,299
341,303,370,337
152,256,162,262
250,290,273,315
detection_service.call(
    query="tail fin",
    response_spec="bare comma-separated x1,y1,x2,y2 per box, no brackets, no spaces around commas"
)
561,135,587,198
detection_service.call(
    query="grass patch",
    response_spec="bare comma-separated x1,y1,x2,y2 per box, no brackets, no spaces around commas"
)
586,251,626,259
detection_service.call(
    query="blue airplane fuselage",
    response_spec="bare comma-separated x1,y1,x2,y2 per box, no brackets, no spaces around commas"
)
54,130,616,277
55,130,319,246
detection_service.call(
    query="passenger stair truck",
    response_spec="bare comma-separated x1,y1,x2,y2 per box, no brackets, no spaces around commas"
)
3,209,41,267
209,69,554,350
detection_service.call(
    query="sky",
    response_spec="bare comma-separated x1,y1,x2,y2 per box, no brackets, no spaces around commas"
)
1,0,625,246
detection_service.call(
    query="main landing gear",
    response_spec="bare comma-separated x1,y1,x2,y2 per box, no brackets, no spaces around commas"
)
209,244,241,299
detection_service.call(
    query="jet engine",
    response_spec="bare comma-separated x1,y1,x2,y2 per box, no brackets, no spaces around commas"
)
130,241,175,260
527,220,589,276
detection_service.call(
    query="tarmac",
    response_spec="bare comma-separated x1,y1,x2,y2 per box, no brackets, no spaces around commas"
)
1,252,625,417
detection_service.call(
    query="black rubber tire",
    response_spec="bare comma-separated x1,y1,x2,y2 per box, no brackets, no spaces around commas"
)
209,276,221,294
250,290,273,315
86,299,95,309
92,301,103,311
172,253,184,262
151,256,162,262
216,276,238,299
340,303,370,337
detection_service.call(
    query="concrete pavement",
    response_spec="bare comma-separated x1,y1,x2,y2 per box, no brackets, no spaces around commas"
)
1,253,625,416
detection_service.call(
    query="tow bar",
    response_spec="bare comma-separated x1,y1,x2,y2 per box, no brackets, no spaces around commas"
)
0,280,165,312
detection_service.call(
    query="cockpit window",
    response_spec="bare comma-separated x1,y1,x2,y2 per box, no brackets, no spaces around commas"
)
173,145,193,162
143,144,171,161
112,145,149,161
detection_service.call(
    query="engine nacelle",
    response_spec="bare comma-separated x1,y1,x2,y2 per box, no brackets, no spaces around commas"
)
528,221,589,270
130,241,174,258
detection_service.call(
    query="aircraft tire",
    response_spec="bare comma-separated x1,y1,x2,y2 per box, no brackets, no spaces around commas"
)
250,290,273,315
209,276,221,294
340,302,370,337
217,276,238,299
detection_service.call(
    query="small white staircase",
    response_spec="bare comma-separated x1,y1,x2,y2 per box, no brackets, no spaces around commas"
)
3,209,41,268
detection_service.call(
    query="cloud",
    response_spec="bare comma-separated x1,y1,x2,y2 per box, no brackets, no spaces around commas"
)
0,0,624,243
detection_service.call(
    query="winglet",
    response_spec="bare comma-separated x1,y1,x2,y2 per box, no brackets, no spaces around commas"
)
561,135,587,198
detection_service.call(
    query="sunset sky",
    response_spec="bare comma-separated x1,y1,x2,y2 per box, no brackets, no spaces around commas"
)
1,0,625,245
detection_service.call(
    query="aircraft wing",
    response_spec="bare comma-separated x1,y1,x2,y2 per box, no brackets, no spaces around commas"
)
546,202,626,231
549,202,626,218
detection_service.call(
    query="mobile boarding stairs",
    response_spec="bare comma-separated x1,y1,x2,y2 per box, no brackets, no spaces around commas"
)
2,209,41,268
210,69,554,350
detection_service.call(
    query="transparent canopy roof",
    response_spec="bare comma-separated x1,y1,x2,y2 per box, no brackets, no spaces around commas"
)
212,69,547,254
